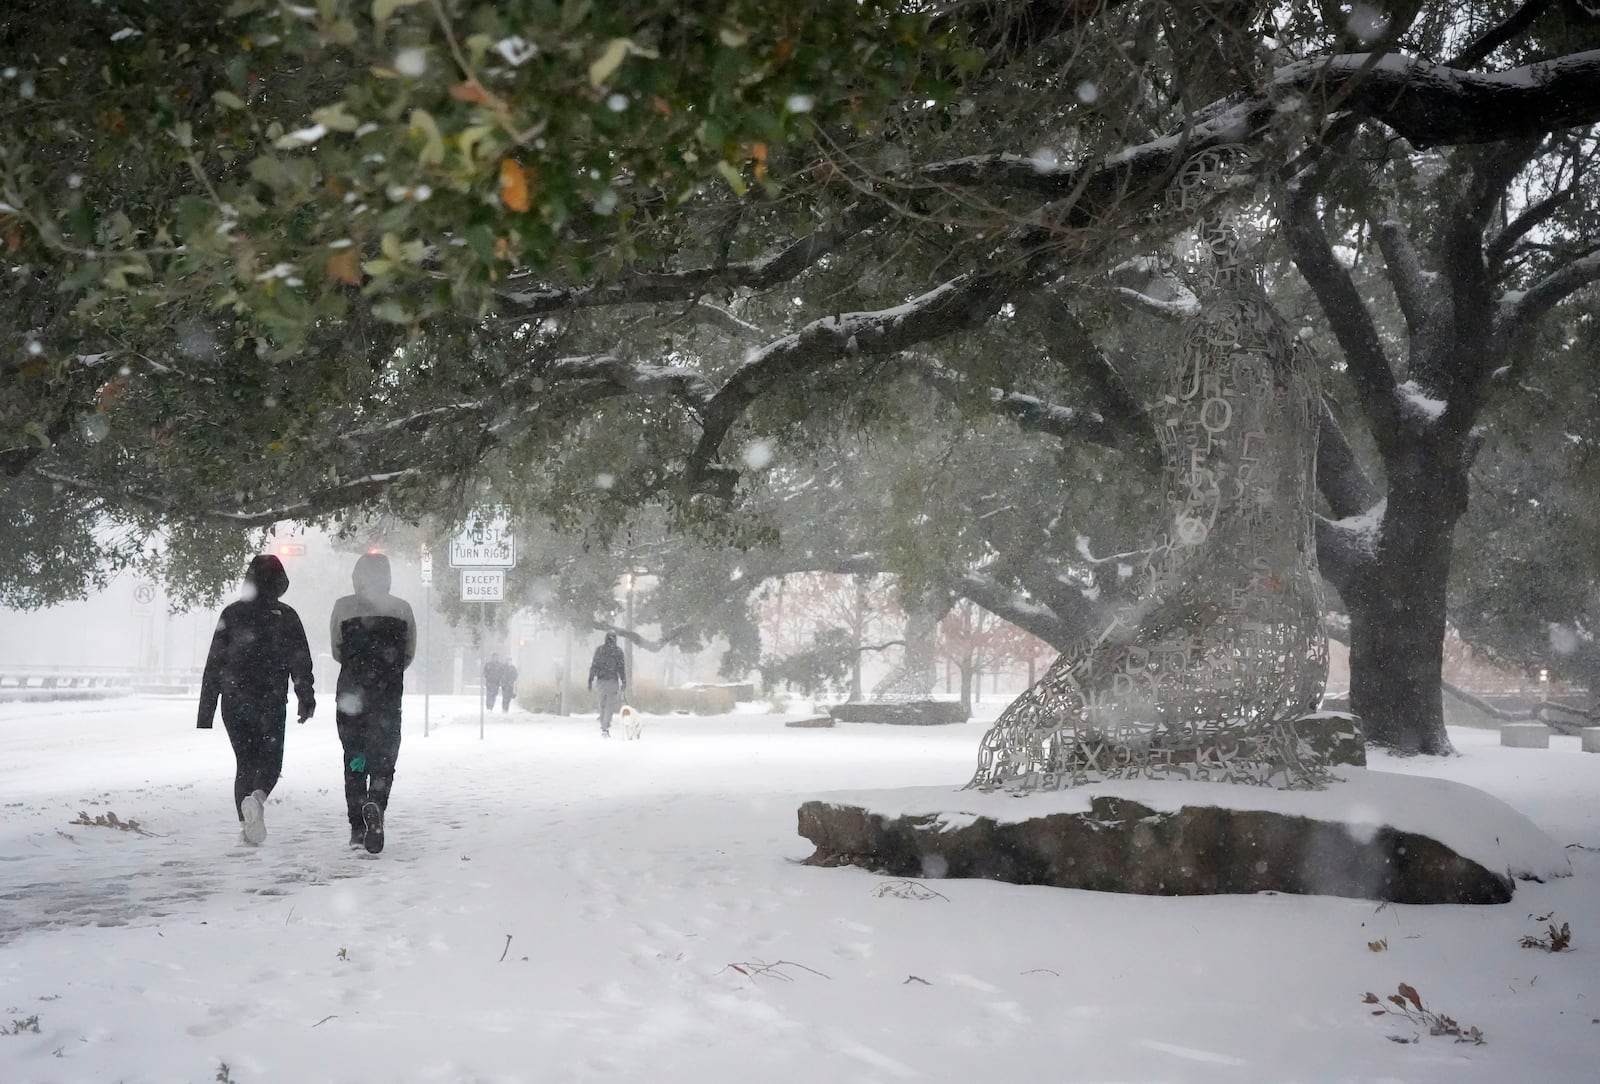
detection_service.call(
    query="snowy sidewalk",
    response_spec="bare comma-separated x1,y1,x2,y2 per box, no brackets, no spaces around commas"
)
2,699,1598,1082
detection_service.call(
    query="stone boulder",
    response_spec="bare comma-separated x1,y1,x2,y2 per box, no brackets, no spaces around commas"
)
798,775,1568,905
784,715,835,729
828,700,969,726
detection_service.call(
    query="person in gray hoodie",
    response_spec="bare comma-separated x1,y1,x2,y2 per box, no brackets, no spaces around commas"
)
329,553,416,854
197,554,315,846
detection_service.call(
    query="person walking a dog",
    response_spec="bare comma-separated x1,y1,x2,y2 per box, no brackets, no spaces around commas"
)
197,554,316,846
586,632,626,737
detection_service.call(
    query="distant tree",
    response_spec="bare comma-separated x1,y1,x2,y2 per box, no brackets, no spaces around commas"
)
754,572,899,699
935,599,1012,709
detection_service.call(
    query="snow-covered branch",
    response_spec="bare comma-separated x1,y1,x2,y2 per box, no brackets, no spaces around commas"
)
496,203,886,318
1315,398,1381,519
1444,0,1559,69
915,49,1600,207
37,467,424,528
907,358,1117,447
1285,163,1403,456
1111,285,1200,321
691,302,768,344
685,245,1049,489
1372,208,1440,342
1485,186,1575,270
1498,248,1600,333
543,354,716,406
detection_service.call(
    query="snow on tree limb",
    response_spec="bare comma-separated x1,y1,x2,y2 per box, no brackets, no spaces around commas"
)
691,302,769,344
1111,285,1200,320
685,249,1049,489
1499,248,1600,332
1371,208,1441,343
1315,399,1381,520
496,203,886,318
37,468,424,528
916,49,1600,206
1286,162,1404,457
1444,0,1560,69
906,356,1116,447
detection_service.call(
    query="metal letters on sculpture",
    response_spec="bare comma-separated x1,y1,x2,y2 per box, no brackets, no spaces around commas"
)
969,148,1330,792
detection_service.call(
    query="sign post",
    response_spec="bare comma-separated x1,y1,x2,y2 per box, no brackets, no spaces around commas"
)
460,570,505,741
420,550,433,737
451,509,515,742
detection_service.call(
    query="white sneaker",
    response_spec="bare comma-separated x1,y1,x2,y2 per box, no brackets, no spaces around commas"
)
240,792,267,845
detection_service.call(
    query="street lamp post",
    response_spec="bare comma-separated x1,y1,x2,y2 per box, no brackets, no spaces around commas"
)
624,571,636,688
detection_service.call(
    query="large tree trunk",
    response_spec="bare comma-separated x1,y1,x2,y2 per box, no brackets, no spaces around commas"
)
1326,435,1465,755
1345,543,1454,754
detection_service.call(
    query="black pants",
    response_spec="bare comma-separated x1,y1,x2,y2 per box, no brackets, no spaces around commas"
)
221,697,286,819
336,693,402,829
484,684,498,709
499,687,513,711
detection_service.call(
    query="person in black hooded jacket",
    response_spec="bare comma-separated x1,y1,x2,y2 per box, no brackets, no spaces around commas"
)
197,554,316,845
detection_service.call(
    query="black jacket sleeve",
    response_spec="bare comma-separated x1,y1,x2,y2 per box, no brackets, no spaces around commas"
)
197,614,229,729
284,609,315,716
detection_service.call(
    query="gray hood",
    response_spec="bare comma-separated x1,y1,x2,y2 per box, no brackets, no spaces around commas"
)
352,552,392,598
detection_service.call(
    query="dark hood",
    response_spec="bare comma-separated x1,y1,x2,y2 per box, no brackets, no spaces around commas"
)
352,552,392,597
604,632,617,645
245,554,289,601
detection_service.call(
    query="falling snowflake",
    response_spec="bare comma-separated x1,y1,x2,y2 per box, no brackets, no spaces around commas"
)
394,48,427,77
741,440,774,470
494,36,539,67
1346,4,1389,45
785,93,815,113
1549,624,1580,656
1075,81,1098,104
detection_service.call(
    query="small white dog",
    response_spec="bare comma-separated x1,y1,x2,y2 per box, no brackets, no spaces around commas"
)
620,704,642,740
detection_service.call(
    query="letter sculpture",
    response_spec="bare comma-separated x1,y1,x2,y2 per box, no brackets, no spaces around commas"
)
969,148,1330,791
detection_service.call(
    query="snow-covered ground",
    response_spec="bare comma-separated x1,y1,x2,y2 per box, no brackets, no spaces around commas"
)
2,697,1597,1083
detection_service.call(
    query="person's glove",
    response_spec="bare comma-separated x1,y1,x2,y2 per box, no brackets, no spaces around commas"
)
196,710,214,730
297,695,315,723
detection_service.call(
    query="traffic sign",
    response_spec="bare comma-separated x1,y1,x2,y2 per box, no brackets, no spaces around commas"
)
449,512,516,568
420,550,434,586
461,569,505,602
131,582,157,611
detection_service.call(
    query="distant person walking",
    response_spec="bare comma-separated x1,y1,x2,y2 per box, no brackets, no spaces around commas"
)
498,659,518,712
483,653,504,710
197,554,315,846
330,553,416,854
587,632,626,737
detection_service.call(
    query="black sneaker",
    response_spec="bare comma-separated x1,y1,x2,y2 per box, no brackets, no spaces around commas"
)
361,801,384,854
349,825,366,849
